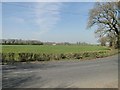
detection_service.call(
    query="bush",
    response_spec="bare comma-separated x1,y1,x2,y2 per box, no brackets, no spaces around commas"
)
1,50,117,64
39,53,50,61
54,54,60,60
65,53,73,59
60,53,66,59
73,53,82,59
83,52,90,57
2,53,7,64
18,53,31,62
8,53,15,61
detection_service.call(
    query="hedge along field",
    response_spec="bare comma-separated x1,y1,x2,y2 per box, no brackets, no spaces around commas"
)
1,45,118,64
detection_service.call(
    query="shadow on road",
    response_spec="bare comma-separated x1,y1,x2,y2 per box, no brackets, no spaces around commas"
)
2,62,61,72
2,71,42,88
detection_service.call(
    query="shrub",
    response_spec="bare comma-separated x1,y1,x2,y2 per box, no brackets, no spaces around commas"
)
60,53,66,59
39,53,50,61
18,53,27,62
53,54,60,60
8,53,15,61
1,50,116,64
65,53,73,59
75,53,83,59
28,53,34,61
2,53,7,64
83,52,90,57
33,54,39,61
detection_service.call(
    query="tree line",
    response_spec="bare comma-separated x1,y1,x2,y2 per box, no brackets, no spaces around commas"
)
1,39,43,45
1,39,71,45
1,39,94,45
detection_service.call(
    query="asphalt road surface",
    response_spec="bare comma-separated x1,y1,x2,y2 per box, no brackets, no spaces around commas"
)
2,54,118,88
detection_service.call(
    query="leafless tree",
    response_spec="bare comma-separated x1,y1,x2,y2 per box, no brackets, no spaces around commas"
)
87,2,120,48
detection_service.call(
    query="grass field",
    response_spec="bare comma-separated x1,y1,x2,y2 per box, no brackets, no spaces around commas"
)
1,45,118,64
2,45,111,54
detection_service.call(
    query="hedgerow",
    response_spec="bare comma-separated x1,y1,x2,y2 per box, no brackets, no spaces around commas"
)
1,50,118,64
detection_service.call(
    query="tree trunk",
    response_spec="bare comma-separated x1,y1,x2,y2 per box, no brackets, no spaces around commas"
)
109,41,113,47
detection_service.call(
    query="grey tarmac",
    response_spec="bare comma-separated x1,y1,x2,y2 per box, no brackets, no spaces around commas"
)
2,54,118,88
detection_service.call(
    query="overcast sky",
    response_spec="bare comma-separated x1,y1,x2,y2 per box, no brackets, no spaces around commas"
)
2,2,99,44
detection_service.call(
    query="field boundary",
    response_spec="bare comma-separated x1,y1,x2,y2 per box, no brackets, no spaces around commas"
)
1,49,118,65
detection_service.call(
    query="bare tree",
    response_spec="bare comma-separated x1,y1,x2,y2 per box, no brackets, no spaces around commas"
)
98,37,107,46
87,2,120,48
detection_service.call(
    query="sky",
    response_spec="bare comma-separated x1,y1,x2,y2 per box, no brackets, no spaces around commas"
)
0,3,2,39
2,2,99,44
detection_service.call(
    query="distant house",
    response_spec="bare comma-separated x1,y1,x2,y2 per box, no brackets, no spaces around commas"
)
52,43,56,46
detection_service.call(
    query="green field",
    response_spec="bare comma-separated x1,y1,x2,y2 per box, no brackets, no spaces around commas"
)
2,45,110,54
2,45,118,64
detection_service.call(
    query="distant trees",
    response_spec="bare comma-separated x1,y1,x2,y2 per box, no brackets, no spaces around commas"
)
76,42,90,45
1,39,72,45
1,39,43,45
87,2,120,48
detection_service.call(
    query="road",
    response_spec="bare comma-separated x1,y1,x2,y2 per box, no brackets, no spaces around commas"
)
2,54,118,88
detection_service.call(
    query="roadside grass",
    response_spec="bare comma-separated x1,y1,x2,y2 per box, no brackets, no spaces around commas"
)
1,45,118,64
